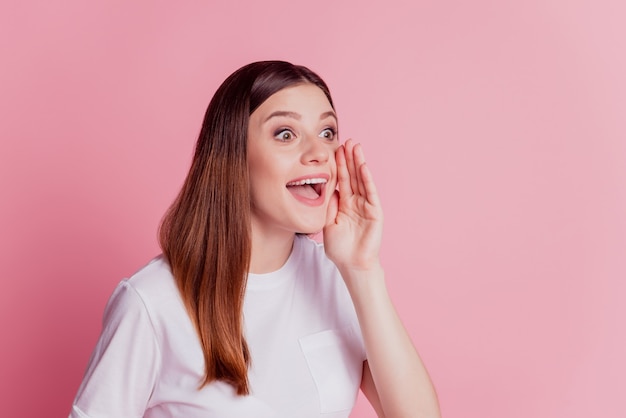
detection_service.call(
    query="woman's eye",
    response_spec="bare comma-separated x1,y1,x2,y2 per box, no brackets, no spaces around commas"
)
275,129,294,141
319,128,336,140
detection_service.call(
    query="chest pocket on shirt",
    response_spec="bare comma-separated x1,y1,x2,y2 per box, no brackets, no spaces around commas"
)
299,328,363,414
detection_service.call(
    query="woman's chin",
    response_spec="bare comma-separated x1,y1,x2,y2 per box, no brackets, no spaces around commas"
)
295,220,326,236
296,227,322,236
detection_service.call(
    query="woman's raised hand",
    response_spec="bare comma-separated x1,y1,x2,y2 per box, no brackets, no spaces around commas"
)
323,139,384,275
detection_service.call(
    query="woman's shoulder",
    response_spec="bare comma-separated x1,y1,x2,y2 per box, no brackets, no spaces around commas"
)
125,255,176,295
106,255,181,321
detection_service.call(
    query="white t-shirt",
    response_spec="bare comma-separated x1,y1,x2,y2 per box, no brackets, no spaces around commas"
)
70,235,366,418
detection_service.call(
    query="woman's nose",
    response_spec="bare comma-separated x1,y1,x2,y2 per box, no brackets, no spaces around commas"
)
301,136,330,165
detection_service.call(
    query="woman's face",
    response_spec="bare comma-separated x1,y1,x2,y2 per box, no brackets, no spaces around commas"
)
247,83,339,239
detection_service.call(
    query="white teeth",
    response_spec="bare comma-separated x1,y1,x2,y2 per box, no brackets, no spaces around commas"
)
286,178,328,186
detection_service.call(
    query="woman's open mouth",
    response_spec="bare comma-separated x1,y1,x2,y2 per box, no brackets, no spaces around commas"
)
286,177,328,206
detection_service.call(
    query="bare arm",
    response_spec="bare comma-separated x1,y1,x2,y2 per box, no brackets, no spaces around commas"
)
324,140,440,418
344,267,440,418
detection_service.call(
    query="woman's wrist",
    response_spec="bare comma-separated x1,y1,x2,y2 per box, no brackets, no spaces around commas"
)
338,264,387,299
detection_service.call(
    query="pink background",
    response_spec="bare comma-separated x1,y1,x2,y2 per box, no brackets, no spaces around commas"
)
1,1,624,417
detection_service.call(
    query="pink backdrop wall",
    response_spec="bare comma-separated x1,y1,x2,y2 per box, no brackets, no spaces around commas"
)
1,1,624,417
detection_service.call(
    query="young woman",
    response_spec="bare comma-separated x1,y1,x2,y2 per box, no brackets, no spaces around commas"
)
70,61,440,418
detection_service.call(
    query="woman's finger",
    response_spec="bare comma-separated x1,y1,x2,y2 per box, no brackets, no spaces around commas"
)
325,189,339,228
354,143,367,197
335,145,352,197
344,139,359,196
360,161,381,207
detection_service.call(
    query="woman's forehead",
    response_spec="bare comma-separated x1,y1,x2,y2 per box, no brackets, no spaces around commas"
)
252,84,335,121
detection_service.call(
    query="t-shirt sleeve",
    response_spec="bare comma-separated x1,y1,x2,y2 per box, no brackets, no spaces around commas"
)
70,281,161,418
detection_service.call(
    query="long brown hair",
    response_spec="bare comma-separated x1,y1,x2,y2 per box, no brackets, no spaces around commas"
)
159,61,334,395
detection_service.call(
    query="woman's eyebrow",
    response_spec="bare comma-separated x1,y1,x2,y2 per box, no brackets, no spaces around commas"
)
264,111,301,122
264,110,337,123
320,111,337,121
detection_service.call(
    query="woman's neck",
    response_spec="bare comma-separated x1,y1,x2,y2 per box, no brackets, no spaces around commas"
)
249,225,295,274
